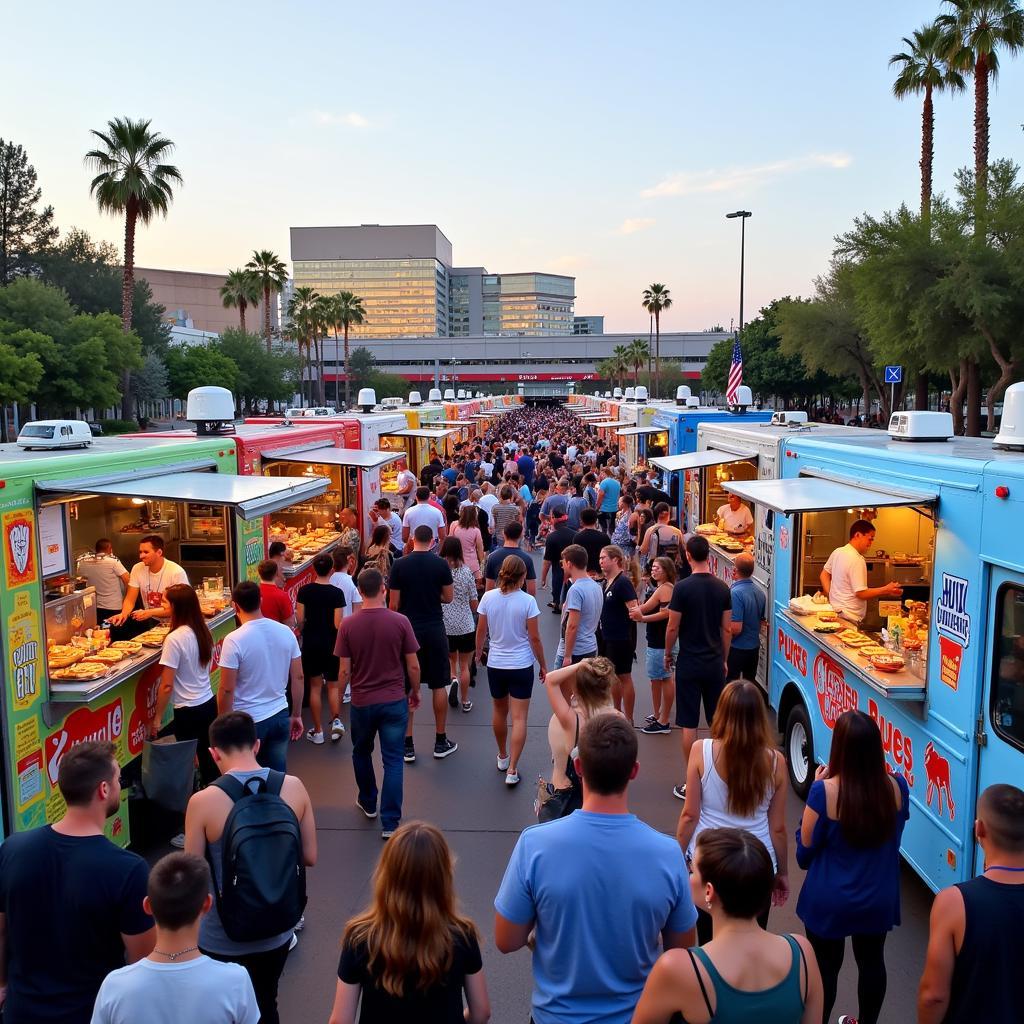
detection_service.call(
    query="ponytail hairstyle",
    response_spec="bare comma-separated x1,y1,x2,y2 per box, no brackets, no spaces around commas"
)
497,554,527,594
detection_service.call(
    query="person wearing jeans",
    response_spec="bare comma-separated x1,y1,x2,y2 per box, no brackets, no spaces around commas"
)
336,568,421,838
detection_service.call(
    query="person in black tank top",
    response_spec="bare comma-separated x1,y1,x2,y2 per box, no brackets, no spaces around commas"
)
918,783,1024,1024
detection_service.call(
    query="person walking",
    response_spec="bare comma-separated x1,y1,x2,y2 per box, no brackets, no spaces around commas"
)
402,487,448,552
449,504,485,584
495,715,697,1024
483,522,537,594
638,502,685,571
664,536,732,802
440,537,478,714
728,553,765,682
488,486,520,545
90,852,259,1024
363,525,395,580
676,680,789,944
595,467,620,534
633,827,822,1024
329,822,491,1024
554,543,603,669
598,545,639,724
475,555,547,786
335,569,422,839
296,554,347,746
540,511,575,613
388,524,457,763
918,784,1024,1023
184,712,317,1024
0,742,155,1024
573,507,607,575
795,710,910,1024
216,581,304,774
632,556,677,735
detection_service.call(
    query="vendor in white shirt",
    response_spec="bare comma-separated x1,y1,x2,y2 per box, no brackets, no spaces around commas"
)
109,534,189,626
821,519,903,623
716,493,754,536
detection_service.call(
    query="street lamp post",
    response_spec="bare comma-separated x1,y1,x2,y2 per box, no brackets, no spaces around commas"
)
725,210,752,350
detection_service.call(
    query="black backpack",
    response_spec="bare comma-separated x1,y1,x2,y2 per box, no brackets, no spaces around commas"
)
653,526,681,565
209,771,306,942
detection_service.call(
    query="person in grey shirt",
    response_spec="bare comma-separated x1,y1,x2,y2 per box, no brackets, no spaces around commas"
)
555,544,603,668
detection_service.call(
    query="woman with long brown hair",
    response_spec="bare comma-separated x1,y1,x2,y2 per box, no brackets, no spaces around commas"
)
152,584,218,833
630,555,677,735
449,504,485,581
676,679,788,944
795,709,909,1024
329,822,490,1024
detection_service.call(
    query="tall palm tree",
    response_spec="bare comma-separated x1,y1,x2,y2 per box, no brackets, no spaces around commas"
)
611,344,632,391
219,269,262,333
891,23,966,223
85,117,182,418
331,291,366,409
287,286,320,406
641,284,673,398
625,338,651,386
312,293,336,406
246,249,289,351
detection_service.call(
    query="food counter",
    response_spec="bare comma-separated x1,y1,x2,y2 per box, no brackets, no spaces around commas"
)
781,607,926,701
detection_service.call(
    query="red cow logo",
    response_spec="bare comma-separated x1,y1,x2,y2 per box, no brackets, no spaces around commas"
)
924,742,955,820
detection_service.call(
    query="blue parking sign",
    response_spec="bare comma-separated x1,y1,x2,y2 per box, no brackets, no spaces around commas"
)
885,365,903,384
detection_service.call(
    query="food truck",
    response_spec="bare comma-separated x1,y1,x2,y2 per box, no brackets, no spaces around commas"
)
650,387,773,457
721,400,1024,891
0,432,328,841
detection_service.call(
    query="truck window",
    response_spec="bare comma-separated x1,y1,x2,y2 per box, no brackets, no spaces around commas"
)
992,584,1024,753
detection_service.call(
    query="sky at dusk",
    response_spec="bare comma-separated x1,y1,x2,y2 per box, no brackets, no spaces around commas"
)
6,0,1024,333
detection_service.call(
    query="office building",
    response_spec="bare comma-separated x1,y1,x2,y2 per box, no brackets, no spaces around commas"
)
573,315,604,335
134,267,278,334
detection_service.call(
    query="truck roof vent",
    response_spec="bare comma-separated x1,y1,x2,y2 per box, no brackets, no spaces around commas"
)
408,390,422,406
443,388,456,401
634,385,649,402
427,388,442,402
686,397,701,408
675,385,692,406
887,411,954,442
357,387,377,414
771,410,809,426
380,397,404,408
623,386,636,401
728,385,753,412
994,382,1024,450
186,386,235,435
612,387,623,399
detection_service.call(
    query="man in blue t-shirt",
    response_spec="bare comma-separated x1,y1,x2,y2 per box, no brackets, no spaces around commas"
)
728,553,766,682
517,449,536,488
494,716,697,1024
596,468,620,534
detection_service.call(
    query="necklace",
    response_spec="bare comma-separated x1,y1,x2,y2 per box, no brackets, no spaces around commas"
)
984,865,1024,873
152,945,198,960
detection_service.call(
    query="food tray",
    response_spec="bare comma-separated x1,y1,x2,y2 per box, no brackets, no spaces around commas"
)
82,649,127,664
110,641,143,653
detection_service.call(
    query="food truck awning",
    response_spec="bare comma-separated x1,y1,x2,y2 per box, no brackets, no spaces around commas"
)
591,420,632,428
651,450,757,473
614,425,668,437
721,476,938,514
383,428,458,439
37,470,330,520
471,413,492,419
268,449,405,471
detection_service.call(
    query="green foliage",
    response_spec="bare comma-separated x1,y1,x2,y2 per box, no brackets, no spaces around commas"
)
133,352,170,411
94,419,140,434
343,346,410,402
0,338,43,405
0,139,58,284
165,344,239,399
216,329,299,410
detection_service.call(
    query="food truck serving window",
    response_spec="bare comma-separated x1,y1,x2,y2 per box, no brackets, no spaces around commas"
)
267,449,404,471
992,584,1024,753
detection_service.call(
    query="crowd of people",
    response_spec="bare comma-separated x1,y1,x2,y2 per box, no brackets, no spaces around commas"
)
0,404,1019,1024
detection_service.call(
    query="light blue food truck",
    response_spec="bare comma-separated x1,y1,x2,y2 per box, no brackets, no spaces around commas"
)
722,395,1024,892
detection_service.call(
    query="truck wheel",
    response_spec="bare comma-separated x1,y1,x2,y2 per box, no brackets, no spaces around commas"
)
785,703,814,801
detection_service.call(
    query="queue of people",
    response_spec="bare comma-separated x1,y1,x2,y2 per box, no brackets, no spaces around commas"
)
0,403,1019,1024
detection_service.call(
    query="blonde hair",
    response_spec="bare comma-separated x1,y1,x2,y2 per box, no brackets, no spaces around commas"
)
342,822,479,996
574,656,617,718
498,554,527,593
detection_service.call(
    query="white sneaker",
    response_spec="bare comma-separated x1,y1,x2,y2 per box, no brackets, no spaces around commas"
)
330,717,345,741
306,728,325,745
505,771,521,786
342,684,352,705
497,754,511,772
170,832,185,849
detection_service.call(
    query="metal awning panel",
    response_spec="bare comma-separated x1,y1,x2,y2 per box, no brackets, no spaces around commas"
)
651,450,757,473
268,449,404,471
721,476,938,514
383,428,458,439
615,426,669,437
591,420,632,428
37,470,330,520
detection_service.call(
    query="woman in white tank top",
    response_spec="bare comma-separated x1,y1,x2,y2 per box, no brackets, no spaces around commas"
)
677,679,789,944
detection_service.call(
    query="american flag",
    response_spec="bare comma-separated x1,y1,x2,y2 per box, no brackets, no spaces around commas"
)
726,338,744,403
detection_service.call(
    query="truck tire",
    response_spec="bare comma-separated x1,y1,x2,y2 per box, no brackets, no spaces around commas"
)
785,702,815,801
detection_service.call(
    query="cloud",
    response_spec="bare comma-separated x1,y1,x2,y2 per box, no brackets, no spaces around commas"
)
641,153,852,199
309,111,370,128
617,217,656,235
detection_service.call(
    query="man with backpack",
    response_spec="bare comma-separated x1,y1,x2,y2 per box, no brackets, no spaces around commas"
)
185,711,317,1024
639,502,687,576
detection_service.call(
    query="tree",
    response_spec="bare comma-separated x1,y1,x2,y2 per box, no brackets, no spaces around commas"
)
219,269,261,333
0,139,58,284
641,284,672,398
85,118,182,417
133,352,169,420
246,250,288,350
625,338,650,386
286,286,320,406
0,331,44,440
330,291,366,409
346,346,376,393
891,23,966,224
215,329,299,413
165,344,238,400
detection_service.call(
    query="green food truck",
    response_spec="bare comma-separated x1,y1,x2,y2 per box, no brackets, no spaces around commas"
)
0,432,328,845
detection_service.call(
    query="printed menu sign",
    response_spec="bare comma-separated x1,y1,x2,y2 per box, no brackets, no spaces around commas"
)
38,503,68,578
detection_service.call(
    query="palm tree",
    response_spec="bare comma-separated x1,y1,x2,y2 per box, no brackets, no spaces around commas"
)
891,22,966,223
641,284,673,398
85,117,182,418
312,293,336,406
246,249,288,351
331,291,366,409
625,338,651,386
611,344,632,390
287,286,320,406
219,269,262,333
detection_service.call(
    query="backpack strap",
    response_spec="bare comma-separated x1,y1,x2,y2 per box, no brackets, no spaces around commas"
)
212,774,247,803
264,769,286,797
686,948,714,1018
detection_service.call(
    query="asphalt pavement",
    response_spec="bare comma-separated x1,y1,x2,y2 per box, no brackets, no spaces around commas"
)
277,551,934,1023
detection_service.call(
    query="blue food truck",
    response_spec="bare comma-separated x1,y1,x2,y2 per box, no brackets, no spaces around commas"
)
650,387,773,456
722,400,1024,892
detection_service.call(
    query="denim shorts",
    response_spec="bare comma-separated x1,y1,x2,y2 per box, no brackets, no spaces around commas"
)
645,644,678,682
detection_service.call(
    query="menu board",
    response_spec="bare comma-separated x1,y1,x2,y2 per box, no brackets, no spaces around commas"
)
38,504,69,579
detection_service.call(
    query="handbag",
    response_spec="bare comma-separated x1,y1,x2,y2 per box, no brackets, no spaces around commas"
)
141,735,198,813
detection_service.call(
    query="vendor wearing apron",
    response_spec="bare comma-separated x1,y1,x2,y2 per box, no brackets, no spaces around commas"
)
820,519,902,624
108,534,189,638
716,493,754,537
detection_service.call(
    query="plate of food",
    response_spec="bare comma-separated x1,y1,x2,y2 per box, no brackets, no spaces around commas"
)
858,644,889,658
901,637,923,651
47,645,85,669
817,611,839,622
813,622,843,634
138,628,170,647
871,653,906,673
82,649,126,664
695,523,718,536
110,640,143,654
52,663,110,681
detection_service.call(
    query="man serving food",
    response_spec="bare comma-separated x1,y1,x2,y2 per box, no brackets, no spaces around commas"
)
820,519,902,624
716,493,754,537
108,535,188,628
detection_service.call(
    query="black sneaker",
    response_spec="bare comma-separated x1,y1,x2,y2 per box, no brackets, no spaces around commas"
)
672,783,687,800
642,713,657,726
642,721,672,735
433,738,458,759
403,741,416,764
448,679,459,708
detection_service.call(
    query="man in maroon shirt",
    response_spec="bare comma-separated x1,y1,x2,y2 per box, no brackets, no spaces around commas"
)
335,568,421,839
257,559,295,628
